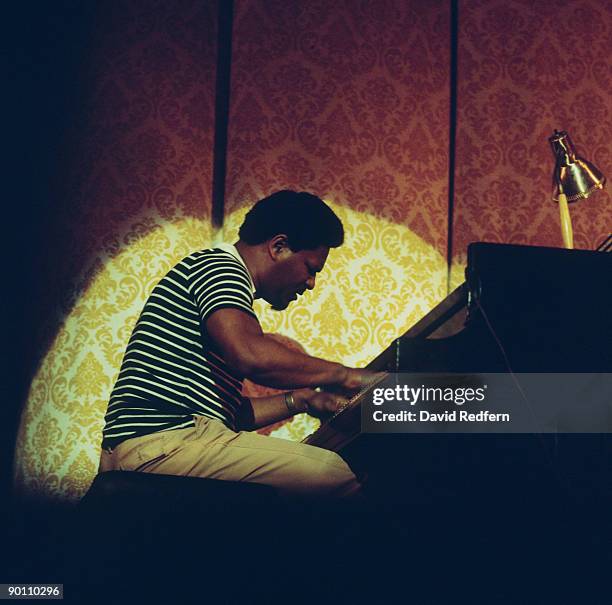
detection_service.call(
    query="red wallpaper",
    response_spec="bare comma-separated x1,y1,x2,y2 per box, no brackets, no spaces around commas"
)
226,0,451,254
31,0,218,355
31,0,611,352
453,0,611,267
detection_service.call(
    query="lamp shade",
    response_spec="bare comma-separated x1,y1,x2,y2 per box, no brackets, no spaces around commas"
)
549,130,606,202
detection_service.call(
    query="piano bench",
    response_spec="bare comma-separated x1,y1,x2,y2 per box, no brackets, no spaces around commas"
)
79,469,279,512
72,472,302,601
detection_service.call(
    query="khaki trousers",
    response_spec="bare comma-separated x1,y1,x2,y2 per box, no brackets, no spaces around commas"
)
99,415,360,497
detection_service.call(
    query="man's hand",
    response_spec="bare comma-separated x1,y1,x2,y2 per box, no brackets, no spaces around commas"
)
335,368,387,395
293,388,348,419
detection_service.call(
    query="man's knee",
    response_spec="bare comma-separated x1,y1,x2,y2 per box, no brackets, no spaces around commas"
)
289,450,361,497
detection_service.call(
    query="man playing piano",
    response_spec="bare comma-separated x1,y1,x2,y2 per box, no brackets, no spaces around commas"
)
99,190,379,496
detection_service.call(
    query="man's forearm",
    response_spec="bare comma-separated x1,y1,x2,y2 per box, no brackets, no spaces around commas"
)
240,334,348,389
237,388,348,430
206,308,375,391
237,390,309,430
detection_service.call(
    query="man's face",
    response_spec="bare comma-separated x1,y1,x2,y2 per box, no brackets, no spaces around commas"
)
265,244,329,311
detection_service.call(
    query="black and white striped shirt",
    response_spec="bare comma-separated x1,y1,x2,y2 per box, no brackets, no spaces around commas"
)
101,245,257,450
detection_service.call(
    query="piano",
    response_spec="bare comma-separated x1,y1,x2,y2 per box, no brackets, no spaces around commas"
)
304,243,612,506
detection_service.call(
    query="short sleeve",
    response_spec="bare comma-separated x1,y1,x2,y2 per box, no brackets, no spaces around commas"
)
188,253,257,324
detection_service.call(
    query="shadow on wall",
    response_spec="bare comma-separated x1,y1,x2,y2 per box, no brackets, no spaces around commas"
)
9,0,218,503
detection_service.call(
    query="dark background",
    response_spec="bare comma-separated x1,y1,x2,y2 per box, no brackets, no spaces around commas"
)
3,0,97,502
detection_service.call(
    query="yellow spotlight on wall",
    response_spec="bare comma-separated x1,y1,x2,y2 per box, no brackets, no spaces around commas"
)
14,203,447,503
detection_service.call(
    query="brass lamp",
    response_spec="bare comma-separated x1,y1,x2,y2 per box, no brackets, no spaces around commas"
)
549,130,606,249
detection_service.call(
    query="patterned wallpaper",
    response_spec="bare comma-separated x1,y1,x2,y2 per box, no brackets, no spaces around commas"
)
14,0,218,501
13,0,611,502
225,0,451,442
34,1,218,323
451,0,611,285
226,0,451,251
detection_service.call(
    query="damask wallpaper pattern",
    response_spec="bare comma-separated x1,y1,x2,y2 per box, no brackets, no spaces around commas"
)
13,0,611,502
227,0,451,251
14,0,218,501
226,0,451,441
451,0,611,285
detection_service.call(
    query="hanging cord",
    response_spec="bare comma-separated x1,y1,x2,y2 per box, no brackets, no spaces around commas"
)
473,297,574,495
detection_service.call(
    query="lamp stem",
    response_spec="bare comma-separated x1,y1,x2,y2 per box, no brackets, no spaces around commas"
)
558,192,574,249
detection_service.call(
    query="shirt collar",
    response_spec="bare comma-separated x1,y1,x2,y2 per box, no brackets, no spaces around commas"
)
215,243,256,294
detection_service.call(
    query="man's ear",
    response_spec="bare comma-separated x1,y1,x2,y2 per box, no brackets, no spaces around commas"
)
268,234,291,260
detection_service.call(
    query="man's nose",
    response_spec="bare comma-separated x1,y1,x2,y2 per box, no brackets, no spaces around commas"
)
306,276,316,290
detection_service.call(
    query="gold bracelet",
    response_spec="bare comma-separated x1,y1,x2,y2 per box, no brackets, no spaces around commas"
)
284,391,298,413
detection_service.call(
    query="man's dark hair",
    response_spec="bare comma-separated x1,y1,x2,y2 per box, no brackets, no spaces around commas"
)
238,190,344,251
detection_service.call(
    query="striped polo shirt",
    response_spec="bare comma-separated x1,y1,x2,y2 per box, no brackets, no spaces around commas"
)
101,244,257,450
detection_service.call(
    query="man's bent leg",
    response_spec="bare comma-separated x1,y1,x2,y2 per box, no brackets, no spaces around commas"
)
99,416,360,498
